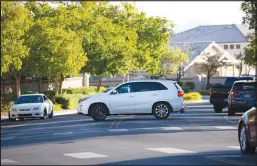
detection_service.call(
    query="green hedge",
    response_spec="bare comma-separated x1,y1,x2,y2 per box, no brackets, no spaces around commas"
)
184,92,202,101
53,104,63,111
199,90,210,95
55,93,86,109
184,82,195,89
63,86,106,95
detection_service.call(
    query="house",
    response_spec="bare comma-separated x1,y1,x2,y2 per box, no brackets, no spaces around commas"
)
169,24,255,77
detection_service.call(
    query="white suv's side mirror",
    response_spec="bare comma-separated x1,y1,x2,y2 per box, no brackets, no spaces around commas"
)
111,90,118,95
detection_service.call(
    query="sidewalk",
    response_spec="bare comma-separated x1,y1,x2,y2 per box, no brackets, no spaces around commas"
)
1,110,77,120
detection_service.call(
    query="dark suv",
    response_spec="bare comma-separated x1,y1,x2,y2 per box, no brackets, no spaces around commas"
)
228,80,257,116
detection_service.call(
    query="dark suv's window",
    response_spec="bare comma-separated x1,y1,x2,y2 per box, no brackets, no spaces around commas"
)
233,82,257,90
131,82,167,93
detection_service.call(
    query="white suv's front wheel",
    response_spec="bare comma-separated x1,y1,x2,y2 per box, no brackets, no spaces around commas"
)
91,104,108,121
153,102,171,120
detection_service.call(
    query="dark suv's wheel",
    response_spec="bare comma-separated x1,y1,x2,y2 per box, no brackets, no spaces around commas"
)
239,123,256,154
228,106,235,116
153,102,171,120
214,105,223,113
91,104,108,121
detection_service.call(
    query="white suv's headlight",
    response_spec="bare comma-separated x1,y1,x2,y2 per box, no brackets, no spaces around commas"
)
79,97,90,104
32,107,40,110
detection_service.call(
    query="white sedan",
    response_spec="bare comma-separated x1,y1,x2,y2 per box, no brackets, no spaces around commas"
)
9,94,54,121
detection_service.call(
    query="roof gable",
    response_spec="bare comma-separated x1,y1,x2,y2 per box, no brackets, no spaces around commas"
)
171,24,250,43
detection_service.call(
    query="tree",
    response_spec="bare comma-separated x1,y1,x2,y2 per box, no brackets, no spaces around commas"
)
234,52,244,75
24,2,87,94
147,46,189,79
241,1,257,77
200,53,227,89
1,2,33,97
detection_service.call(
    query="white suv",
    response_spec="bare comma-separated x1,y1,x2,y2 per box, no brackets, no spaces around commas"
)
77,80,185,121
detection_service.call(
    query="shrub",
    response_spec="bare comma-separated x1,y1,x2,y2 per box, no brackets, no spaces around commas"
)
53,104,63,111
55,93,85,109
185,82,195,89
44,90,58,101
1,101,12,112
63,86,107,95
199,90,210,95
184,92,202,101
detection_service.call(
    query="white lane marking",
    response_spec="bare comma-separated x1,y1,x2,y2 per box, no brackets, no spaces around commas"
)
1,159,18,164
147,147,196,154
214,126,237,130
227,146,240,149
63,152,108,159
206,155,241,158
139,127,160,130
161,127,183,130
1,137,15,141
108,129,128,132
185,105,213,108
53,132,73,136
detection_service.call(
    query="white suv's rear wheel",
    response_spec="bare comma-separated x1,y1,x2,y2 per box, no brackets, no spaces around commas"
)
153,102,171,120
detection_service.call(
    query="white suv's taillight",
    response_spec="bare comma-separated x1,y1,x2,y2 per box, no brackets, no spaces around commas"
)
178,90,184,97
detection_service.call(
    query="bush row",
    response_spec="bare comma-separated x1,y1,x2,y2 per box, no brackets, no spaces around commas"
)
184,92,202,101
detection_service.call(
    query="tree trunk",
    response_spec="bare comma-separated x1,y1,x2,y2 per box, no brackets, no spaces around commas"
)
82,73,86,87
96,75,102,92
239,63,242,75
58,75,64,94
38,76,41,93
15,74,21,98
206,74,210,90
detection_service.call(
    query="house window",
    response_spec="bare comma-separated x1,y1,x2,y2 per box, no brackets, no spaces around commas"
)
236,44,240,49
230,45,234,49
224,45,228,49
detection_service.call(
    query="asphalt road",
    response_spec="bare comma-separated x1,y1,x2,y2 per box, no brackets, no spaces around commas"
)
1,100,257,165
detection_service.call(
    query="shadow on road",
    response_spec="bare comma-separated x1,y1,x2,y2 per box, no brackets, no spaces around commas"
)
99,149,257,165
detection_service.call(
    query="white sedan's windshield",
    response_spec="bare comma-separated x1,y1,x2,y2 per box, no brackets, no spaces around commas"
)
14,95,43,104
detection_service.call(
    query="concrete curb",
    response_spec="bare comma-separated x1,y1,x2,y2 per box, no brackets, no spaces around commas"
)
1,110,77,121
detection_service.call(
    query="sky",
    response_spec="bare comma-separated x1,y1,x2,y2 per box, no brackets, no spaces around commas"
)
111,1,245,33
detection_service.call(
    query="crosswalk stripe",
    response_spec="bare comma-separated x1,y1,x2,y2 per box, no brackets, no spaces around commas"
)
214,126,237,130
108,129,128,132
161,127,183,130
1,159,18,164
147,147,196,154
63,152,108,159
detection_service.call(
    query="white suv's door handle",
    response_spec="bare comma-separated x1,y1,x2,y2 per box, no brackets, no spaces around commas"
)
153,93,158,96
129,95,134,98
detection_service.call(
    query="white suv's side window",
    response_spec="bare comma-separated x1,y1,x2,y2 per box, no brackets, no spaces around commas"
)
115,83,131,94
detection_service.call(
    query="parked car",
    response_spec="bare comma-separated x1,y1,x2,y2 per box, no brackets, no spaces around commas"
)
8,94,54,121
238,100,257,154
77,80,185,121
210,76,254,113
228,80,257,116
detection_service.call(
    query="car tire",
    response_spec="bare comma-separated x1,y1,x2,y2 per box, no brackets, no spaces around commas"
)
49,107,54,118
239,123,256,154
40,109,48,120
213,105,223,113
8,112,16,121
228,106,235,116
153,102,171,120
91,104,108,121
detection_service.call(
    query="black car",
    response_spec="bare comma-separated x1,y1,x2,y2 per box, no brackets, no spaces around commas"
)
228,80,257,116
